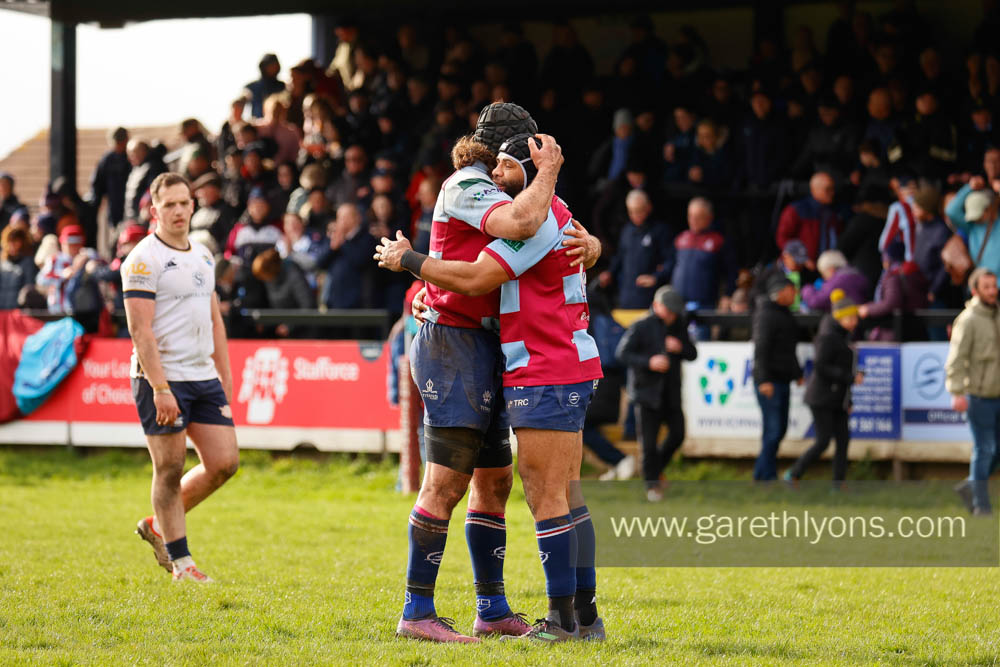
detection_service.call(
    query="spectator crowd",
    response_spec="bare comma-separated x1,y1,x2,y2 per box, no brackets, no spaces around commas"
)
2,3,1000,341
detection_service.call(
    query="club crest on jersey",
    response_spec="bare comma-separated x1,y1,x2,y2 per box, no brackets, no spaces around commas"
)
193,271,206,287
421,378,438,401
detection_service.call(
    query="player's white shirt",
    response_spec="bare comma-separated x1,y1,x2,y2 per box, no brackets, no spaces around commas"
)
120,234,218,381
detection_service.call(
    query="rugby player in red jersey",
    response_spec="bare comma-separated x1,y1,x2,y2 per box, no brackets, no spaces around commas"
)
378,133,605,642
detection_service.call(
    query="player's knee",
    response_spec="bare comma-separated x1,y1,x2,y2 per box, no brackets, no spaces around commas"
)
210,455,239,484
422,479,465,512
155,459,185,488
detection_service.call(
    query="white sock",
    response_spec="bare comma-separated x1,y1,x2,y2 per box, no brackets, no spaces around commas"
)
172,555,195,572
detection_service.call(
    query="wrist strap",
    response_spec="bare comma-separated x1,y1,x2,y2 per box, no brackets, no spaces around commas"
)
152,383,171,394
400,250,428,277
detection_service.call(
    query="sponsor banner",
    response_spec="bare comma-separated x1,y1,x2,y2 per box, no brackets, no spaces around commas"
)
682,342,901,441
26,339,399,431
901,343,968,442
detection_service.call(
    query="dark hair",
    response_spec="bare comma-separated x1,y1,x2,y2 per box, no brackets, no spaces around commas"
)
149,173,191,204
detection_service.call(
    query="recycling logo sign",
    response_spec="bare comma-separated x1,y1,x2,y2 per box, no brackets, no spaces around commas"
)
699,358,734,405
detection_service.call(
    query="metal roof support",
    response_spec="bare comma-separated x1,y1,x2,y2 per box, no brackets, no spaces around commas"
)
50,16,76,187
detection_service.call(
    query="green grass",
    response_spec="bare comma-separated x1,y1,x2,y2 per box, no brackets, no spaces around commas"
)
1,448,999,665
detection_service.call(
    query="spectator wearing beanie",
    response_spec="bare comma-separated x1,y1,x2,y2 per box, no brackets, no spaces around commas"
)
752,273,803,481
784,288,864,486
858,242,929,341
801,249,871,312
615,285,697,502
600,189,675,309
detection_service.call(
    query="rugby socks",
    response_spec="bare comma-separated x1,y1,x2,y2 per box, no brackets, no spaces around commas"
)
571,504,599,626
465,509,511,620
165,536,191,561
404,506,448,620
535,514,578,631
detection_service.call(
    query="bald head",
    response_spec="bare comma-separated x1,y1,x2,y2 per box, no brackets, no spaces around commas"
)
687,197,713,233
810,172,835,205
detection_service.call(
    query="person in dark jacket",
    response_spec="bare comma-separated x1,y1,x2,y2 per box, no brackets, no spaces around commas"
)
244,53,285,119
741,87,790,189
252,248,316,337
123,139,166,222
86,127,131,229
599,189,675,309
0,172,24,231
316,203,376,309
752,274,804,481
0,226,29,309
616,286,698,501
785,289,865,484
858,243,929,341
671,197,736,337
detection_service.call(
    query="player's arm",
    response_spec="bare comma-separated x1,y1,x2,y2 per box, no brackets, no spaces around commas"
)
210,293,234,403
482,134,563,241
376,231,508,297
123,297,179,426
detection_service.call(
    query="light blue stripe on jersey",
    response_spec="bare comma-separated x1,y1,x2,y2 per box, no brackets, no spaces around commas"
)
572,329,600,362
500,280,520,314
485,209,562,278
501,340,531,371
562,273,586,305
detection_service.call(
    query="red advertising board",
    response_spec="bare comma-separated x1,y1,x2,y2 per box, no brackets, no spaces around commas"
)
27,339,399,430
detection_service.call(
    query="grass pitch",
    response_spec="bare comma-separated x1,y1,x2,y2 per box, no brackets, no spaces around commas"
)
1,448,999,665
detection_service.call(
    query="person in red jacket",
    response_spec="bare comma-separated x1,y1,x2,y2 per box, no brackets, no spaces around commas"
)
776,171,842,264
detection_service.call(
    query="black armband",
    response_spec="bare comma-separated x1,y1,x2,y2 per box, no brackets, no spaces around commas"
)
401,249,429,277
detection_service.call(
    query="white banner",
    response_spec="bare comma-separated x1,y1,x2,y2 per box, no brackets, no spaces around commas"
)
900,343,969,442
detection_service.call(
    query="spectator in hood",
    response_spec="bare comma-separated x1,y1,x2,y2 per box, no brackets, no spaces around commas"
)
801,249,872,312
776,171,843,263
244,53,285,119
858,242,929,341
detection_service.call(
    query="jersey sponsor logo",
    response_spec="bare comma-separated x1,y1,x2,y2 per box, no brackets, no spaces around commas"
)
501,239,525,252
203,255,213,267
125,261,151,276
421,378,439,401
472,187,501,202
127,275,152,287
456,177,494,190
237,347,290,425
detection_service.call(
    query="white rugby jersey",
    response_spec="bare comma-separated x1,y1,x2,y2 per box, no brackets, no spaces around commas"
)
120,234,219,381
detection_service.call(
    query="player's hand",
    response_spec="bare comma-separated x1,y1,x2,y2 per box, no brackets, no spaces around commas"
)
952,395,969,412
649,354,670,373
154,391,180,427
375,231,412,272
758,382,775,398
563,219,602,267
530,133,563,174
636,274,656,288
665,336,683,354
411,286,429,323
